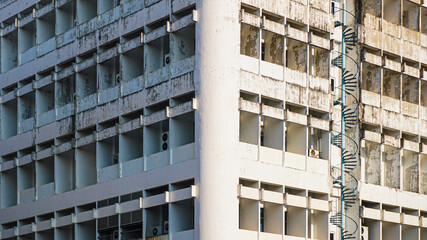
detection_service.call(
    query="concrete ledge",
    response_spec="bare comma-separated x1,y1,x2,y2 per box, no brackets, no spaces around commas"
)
261,189,283,204
402,213,419,226
173,229,194,240
286,110,307,125
240,11,261,28
169,185,196,203
285,193,306,208
143,192,169,208
286,25,308,43
239,185,260,200
308,197,329,211
260,147,282,166
239,142,258,161
262,104,284,120
284,152,305,171
383,210,400,223
239,99,260,114
238,229,257,240
361,206,381,220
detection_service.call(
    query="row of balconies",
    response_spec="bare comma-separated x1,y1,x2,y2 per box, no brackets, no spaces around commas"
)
0,98,195,208
240,0,332,32
0,73,195,164
360,182,427,240
361,138,427,194
238,180,330,240
0,183,196,239
361,15,427,63
0,0,196,92
0,29,195,140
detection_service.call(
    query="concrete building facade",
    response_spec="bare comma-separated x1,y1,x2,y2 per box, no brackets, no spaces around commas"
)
0,0,426,239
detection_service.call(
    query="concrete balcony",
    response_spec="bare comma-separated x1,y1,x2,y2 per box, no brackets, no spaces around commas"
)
261,189,283,204
309,33,330,50
145,150,170,171
307,156,328,175
403,63,419,78
19,187,35,204
383,210,401,223
19,117,35,133
171,56,195,79
363,13,381,31
260,60,284,81
37,109,55,127
18,223,33,235
239,142,258,161
57,27,76,48
76,93,97,113
121,75,144,97
360,25,382,49
263,18,285,36
238,185,260,200
285,193,307,208
98,163,120,183
98,6,120,29
19,46,37,65
122,157,144,177
382,20,401,37
402,27,420,45
381,109,401,130
77,17,98,38
56,215,73,228
361,206,381,220
286,25,308,43
401,101,418,118
146,66,170,88
122,0,144,17
260,146,282,166
56,103,75,120
286,110,307,125
381,96,400,113
286,68,307,88
173,229,194,240
38,37,56,57
308,197,329,211
238,229,258,240
98,86,119,105
260,232,282,240
240,54,259,74
361,90,381,107
171,143,194,164
402,213,419,226
37,182,55,199
284,152,305,171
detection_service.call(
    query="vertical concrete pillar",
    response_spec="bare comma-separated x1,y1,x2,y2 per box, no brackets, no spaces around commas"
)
195,0,240,239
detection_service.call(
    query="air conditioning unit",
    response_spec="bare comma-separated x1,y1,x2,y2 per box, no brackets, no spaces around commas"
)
309,148,320,158
163,221,169,234
164,54,171,66
115,74,121,85
361,226,369,240
111,230,119,240
151,226,162,236
160,132,169,151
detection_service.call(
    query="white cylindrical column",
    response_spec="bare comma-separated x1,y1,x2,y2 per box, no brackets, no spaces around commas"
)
195,0,240,239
